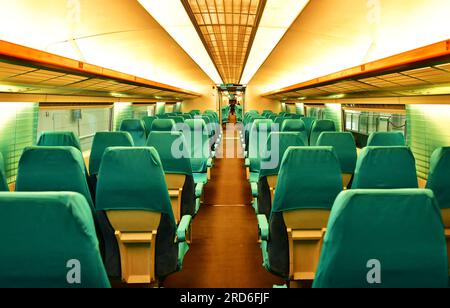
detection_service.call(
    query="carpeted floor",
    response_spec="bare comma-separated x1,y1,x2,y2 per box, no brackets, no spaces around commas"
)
163,125,284,288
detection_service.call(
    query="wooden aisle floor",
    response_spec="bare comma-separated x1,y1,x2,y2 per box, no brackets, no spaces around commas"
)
164,124,284,288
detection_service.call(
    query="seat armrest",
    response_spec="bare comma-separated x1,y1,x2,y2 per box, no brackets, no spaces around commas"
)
195,183,204,198
257,214,269,241
251,182,258,198
245,158,250,167
177,215,193,243
207,158,213,168
195,198,201,214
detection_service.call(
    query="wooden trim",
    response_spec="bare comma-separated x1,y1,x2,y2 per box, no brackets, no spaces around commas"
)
0,40,201,97
342,106,406,114
263,39,450,97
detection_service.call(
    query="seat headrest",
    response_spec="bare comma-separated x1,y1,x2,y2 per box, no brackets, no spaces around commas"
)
367,132,406,147
272,147,342,213
151,119,176,132
317,132,357,174
169,116,185,124
16,147,94,210
0,192,110,288
260,133,306,177
185,119,207,131
427,147,450,209
37,132,81,151
119,119,145,132
314,189,448,288
147,132,192,175
281,119,306,132
352,146,418,189
96,147,174,222
89,132,134,176
0,152,8,191
310,120,337,146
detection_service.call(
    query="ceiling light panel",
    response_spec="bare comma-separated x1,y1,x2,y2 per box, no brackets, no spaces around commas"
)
182,0,266,84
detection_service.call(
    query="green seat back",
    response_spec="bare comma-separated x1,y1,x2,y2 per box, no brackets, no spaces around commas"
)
281,119,308,145
0,192,110,288
185,119,211,173
249,119,274,172
119,119,146,146
181,114,193,120
426,147,450,209
352,147,418,189
147,132,192,175
0,152,8,191
96,147,174,221
37,131,81,151
310,120,336,146
89,132,134,176
314,189,448,288
142,116,157,135
151,119,176,132
317,132,357,174
169,116,185,124
189,110,201,116
260,133,306,177
16,147,94,211
367,132,406,147
272,147,342,213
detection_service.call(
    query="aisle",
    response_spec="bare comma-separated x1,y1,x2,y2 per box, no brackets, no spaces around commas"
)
164,124,283,288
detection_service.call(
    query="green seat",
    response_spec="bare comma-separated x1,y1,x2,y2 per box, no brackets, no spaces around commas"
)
0,192,110,288
181,114,193,120
281,119,308,145
37,131,82,151
147,131,197,217
246,119,274,183
119,119,146,146
367,131,406,147
151,119,176,132
309,120,336,146
15,146,118,277
257,133,307,217
169,116,185,124
189,110,201,116
317,132,357,188
258,147,342,280
185,119,213,184
89,132,134,186
352,147,418,189
314,189,449,288
96,148,191,283
142,116,157,136
0,152,8,191
427,147,450,209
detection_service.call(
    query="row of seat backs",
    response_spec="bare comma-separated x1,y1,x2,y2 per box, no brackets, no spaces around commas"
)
0,192,110,288
265,147,448,287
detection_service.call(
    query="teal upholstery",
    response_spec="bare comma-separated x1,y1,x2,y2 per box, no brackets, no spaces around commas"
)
248,119,274,175
89,132,134,176
264,147,342,278
300,117,316,139
119,119,146,146
0,192,110,288
257,133,307,217
189,110,201,116
16,147,94,211
352,147,418,189
317,132,357,174
309,120,336,146
142,116,157,136
185,119,211,181
281,119,308,145
314,189,449,288
181,114,193,120
169,116,185,124
0,152,8,191
96,147,184,278
37,131,81,151
427,147,450,209
147,132,196,216
367,131,406,147
151,119,176,132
